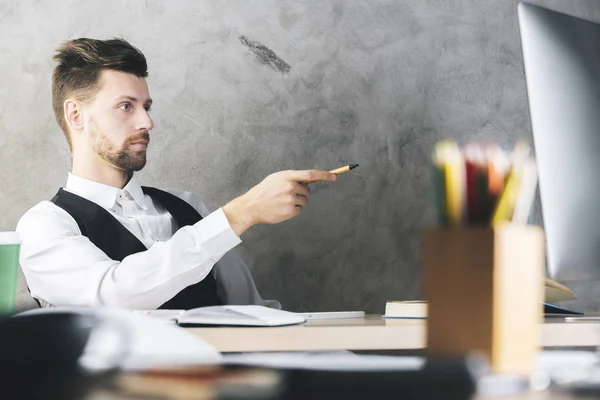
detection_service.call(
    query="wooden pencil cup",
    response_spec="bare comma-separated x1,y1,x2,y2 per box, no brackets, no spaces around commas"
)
422,224,545,376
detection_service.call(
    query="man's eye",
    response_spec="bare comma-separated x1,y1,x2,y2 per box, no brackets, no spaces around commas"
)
119,103,131,111
144,105,152,112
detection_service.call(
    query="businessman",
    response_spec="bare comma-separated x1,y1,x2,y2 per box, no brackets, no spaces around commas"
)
16,38,336,310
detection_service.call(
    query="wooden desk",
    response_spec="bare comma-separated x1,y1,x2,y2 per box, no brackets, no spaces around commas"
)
88,316,600,399
89,315,600,400
186,315,600,353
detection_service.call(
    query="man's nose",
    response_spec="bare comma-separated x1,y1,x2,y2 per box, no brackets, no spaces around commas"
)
137,110,154,132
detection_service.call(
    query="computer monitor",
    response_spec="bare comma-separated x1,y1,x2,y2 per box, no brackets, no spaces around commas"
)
518,2,600,281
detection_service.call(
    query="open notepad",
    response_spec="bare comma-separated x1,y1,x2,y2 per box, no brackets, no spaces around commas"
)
136,305,307,327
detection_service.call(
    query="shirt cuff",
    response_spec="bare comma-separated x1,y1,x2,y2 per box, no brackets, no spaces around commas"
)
192,207,242,258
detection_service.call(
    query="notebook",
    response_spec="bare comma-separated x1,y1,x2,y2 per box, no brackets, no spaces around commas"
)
383,301,427,319
137,305,306,327
383,301,582,319
544,277,577,303
384,278,580,319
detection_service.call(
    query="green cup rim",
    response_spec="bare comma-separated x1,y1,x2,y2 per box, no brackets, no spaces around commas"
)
0,232,20,245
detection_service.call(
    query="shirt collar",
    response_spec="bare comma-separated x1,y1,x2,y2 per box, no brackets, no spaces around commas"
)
123,175,148,210
65,173,148,210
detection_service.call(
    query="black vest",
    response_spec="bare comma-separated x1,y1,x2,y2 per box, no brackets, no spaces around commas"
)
50,186,222,309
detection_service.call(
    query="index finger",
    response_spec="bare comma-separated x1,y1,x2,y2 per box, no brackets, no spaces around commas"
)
284,170,337,183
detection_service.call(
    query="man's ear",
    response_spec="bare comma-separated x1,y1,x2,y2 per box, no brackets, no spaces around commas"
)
64,99,84,132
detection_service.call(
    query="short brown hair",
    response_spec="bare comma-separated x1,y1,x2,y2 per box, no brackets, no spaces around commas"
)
51,38,148,149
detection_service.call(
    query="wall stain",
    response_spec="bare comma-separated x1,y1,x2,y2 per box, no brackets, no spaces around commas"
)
239,35,291,74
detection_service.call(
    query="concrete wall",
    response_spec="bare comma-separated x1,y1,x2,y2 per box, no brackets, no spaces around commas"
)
1,0,599,313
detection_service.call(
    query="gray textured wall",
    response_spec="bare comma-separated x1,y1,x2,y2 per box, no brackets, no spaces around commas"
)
1,0,600,313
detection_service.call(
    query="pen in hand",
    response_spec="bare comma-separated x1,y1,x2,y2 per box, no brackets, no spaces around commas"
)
304,164,359,184
329,163,359,175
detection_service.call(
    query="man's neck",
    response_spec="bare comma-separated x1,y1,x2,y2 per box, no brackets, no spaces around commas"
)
71,154,131,189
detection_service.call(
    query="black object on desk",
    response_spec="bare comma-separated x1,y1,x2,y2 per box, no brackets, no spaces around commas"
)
0,312,123,400
543,303,584,316
222,357,479,400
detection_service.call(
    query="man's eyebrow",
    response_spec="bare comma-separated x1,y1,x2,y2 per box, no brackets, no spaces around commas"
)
116,95,153,105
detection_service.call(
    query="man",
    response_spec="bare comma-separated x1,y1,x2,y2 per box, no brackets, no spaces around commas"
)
16,38,336,309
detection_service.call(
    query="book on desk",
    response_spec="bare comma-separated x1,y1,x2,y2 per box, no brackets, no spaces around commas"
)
384,277,582,319
136,305,306,327
136,307,367,326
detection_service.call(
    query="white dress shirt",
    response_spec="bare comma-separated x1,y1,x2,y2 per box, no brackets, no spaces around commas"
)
16,173,280,310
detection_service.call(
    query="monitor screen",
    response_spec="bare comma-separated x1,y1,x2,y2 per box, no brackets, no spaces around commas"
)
518,2,600,281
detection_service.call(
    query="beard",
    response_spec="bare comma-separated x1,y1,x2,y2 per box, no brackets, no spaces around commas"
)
91,129,150,172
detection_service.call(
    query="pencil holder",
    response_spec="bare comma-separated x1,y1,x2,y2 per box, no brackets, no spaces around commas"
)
422,224,545,376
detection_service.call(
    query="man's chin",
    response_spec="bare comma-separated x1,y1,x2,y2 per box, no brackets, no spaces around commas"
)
129,157,147,172
111,154,147,172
